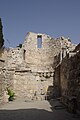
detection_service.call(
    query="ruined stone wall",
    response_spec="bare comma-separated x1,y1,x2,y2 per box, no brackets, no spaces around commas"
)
60,51,80,97
23,32,61,72
53,45,80,111
12,32,63,100
13,71,54,100
53,37,76,98
67,52,80,97
5,47,23,69
58,51,80,110
2,48,24,90
3,32,58,100
1,32,77,101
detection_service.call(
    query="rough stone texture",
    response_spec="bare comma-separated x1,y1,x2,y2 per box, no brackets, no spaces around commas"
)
3,32,61,100
14,71,53,100
0,32,78,102
54,44,80,110
23,32,61,72
4,48,23,69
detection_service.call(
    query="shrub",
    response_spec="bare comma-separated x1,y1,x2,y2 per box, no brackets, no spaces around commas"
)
7,89,15,101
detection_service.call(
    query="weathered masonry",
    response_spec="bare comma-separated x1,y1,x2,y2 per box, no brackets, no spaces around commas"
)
5,32,62,100
0,32,78,102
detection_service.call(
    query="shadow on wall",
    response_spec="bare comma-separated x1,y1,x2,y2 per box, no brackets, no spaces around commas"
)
46,85,60,101
46,86,54,100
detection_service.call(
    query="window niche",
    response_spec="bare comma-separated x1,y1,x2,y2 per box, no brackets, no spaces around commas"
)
37,35,42,48
23,49,26,60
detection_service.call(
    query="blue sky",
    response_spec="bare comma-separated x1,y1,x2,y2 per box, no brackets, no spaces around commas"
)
0,0,80,47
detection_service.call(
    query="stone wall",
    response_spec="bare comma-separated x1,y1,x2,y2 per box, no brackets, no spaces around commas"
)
23,32,61,72
53,65,61,98
0,32,77,102
4,32,61,100
60,51,80,96
54,48,80,110
5,47,23,69
13,70,54,100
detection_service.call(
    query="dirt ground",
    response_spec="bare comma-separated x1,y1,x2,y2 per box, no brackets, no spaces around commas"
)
0,99,80,120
